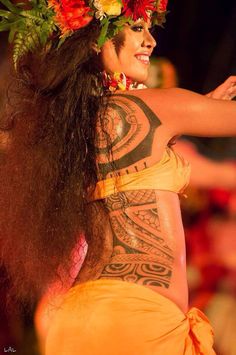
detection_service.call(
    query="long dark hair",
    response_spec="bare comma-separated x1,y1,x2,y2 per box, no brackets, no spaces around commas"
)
0,20,111,305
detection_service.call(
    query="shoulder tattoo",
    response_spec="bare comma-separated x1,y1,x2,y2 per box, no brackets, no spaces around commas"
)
96,94,162,178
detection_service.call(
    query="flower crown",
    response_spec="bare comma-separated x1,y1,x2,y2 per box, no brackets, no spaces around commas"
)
0,0,168,67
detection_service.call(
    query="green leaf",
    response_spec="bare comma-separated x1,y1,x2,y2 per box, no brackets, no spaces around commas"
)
57,33,70,48
97,17,109,47
1,0,65,67
8,26,17,42
113,17,131,27
31,0,37,5
40,21,53,45
21,10,44,23
0,21,11,31
0,0,20,14
0,9,13,19
14,3,27,8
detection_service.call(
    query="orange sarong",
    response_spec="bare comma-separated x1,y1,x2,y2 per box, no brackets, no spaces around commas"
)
46,279,215,355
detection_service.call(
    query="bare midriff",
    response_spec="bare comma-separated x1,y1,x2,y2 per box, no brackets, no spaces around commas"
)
98,189,189,313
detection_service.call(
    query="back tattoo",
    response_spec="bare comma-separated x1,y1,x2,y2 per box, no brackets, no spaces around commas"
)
100,190,174,289
96,94,161,178
95,94,174,289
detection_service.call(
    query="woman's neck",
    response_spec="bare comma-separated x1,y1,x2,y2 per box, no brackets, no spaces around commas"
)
102,71,146,92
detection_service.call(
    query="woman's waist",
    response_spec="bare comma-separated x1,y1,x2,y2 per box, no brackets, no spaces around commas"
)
88,190,187,310
98,251,188,313
105,189,186,257
93,174,190,201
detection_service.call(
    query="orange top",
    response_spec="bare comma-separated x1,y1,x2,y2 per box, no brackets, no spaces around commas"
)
93,147,191,200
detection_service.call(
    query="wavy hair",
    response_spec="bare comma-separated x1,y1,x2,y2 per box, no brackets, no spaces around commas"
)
0,20,112,305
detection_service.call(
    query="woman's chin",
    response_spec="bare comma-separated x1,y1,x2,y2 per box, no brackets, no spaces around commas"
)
127,72,149,83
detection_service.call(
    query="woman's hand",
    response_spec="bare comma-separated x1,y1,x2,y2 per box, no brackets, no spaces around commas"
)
206,76,236,100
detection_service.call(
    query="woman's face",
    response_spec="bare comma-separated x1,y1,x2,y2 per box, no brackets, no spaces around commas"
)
101,19,157,83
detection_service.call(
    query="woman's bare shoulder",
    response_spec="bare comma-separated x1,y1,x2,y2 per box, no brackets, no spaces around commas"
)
96,91,170,177
113,87,236,138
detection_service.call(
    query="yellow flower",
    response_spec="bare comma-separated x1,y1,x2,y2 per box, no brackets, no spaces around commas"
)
96,0,122,16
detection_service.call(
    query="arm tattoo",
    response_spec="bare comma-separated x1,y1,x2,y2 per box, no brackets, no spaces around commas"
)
96,94,161,178
100,190,174,289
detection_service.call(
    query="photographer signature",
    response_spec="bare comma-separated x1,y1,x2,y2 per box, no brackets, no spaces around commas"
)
3,347,16,353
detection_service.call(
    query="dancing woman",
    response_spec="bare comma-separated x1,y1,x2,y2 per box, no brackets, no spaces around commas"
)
1,1,236,354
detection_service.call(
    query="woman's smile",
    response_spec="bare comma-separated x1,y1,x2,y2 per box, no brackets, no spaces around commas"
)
135,52,151,65
101,19,156,82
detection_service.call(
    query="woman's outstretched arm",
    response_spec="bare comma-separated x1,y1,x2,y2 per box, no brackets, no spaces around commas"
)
131,79,236,139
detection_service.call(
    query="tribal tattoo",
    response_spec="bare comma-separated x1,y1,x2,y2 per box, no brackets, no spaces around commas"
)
95,94,172,288
100,190,174,289
96,94,161,179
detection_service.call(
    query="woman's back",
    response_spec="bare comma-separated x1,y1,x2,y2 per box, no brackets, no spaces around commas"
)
92,93,190,312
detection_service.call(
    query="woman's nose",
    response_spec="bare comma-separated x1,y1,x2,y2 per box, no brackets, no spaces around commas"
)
143,31,157,49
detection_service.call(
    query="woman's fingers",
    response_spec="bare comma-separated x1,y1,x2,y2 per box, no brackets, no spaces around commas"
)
207,76,236,100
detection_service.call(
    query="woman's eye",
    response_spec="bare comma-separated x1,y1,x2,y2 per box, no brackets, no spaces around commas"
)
131,25,144,32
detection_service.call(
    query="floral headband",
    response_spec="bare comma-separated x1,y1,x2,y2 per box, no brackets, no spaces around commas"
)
0,0,168,67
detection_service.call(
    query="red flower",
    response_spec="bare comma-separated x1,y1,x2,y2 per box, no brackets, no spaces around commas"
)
122,0,156,21
157,0,168,13
49,0,93,35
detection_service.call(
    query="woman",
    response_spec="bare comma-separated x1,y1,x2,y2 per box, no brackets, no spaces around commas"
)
1,0,236,354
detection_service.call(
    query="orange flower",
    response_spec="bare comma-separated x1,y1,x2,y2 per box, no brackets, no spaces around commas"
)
48,0,93,35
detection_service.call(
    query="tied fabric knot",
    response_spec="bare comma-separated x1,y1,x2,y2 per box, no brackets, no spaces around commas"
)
186,307,215,354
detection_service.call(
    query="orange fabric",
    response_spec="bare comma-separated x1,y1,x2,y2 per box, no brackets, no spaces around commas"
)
93,147,191,200
46,279,215,355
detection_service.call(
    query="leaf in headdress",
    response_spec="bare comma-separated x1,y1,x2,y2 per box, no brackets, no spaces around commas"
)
8,25,17,42
0,0,20,14
0,9,13,19
57,34,68,48
112,16,132,27
0,0,57,68
13,31,27,66
97,17,109,47
0,20,11,31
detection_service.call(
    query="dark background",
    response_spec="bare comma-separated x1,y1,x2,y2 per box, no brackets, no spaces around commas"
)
157,0,236,93
155,0,236,159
